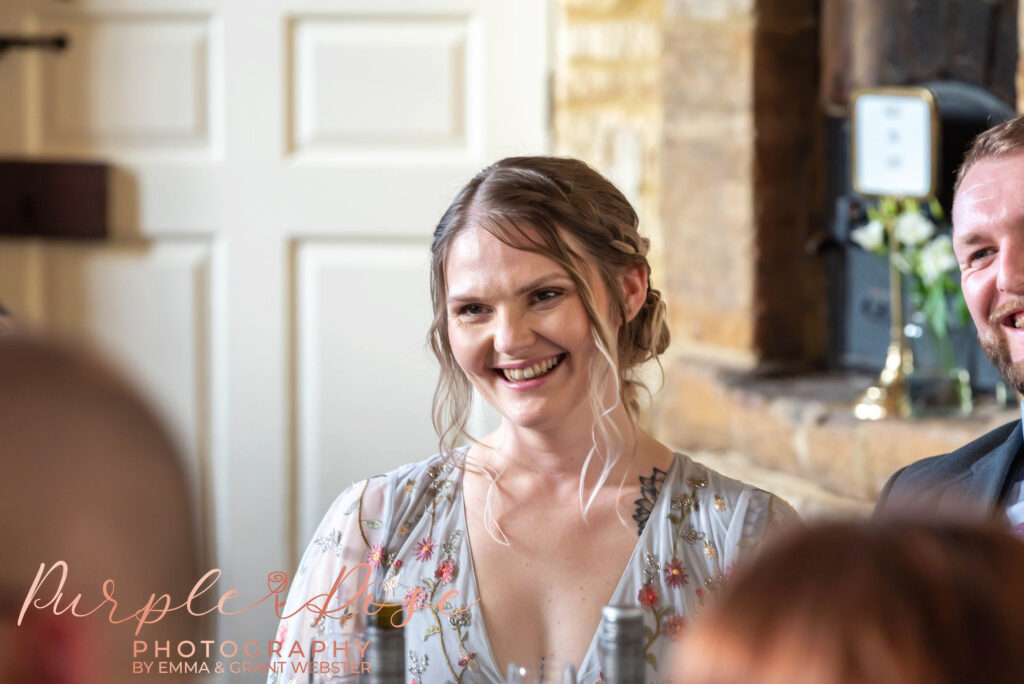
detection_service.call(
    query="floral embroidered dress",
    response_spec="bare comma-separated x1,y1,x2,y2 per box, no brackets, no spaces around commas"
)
268,452,797,684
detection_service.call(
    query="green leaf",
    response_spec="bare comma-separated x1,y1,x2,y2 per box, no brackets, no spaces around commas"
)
880,196,898,217
925,287,948,338
343,498,359,515
928,197,944,220
362,519,383,529
423,625,440,640
954,292,970,325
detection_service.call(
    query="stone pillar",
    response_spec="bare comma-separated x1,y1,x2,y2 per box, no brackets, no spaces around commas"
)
661,0,824,367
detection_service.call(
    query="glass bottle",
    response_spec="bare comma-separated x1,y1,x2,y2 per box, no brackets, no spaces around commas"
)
597,605,644,684
363,603,405,684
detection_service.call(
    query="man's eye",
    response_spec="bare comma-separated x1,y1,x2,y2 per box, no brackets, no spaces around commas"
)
969,248,995,264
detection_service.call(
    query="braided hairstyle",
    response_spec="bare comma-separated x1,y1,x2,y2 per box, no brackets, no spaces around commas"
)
428,157,669,480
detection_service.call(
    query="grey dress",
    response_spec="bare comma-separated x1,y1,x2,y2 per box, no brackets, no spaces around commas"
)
268,451,797,684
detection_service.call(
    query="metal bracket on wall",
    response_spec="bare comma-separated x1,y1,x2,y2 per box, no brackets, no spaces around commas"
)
0,34,68,57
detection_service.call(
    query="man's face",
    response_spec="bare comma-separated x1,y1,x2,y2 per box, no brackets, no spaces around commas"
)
953,151,1024,393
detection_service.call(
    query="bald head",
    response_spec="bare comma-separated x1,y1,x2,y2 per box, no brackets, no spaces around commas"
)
0,337,202,683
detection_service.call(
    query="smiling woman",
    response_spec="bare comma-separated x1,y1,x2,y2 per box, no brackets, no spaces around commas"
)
268,157,800,684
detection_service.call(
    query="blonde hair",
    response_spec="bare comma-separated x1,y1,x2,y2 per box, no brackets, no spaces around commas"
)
427,157,669,527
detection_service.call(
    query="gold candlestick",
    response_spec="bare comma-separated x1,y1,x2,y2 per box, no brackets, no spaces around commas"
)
854,215,913,420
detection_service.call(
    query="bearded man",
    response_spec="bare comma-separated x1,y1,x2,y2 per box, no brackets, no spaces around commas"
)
877,116,1024,535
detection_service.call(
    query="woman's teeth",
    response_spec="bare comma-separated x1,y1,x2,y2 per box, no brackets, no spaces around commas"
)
500,356,561,382
1015,313,1024,329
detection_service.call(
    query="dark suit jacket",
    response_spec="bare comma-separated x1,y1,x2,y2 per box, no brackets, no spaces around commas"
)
876,419,1022,516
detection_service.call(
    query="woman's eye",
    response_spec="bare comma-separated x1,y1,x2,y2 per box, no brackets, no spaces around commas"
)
533,289,562,304
459,304,486,316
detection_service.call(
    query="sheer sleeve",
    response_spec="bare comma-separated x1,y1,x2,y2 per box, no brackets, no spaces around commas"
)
267,476,392,684
724,489,801,570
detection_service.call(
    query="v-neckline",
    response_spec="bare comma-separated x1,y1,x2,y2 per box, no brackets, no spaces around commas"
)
454,452,681,681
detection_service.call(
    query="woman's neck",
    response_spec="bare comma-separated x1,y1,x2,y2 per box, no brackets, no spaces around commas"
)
467,406,670,499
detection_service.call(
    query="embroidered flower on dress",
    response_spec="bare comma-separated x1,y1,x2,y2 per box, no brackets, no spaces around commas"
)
638,583,659,609
704,573,726,591
367,542,386,569
663,615,687,641
408,650,428,677
275,621,288,644
663,558,688,588
448,611,471,629
435,558,457,585
642,552,661,585
458,648,478,669
403,587,427,611
679,525,705,544
415,537,436,561
714,494,727,511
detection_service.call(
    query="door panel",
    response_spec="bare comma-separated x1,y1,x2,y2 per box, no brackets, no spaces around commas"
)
1,0,548,664
295,239,436,542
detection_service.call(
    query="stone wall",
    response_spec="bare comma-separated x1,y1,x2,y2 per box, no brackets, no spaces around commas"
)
553,0,664,276
660,0,824,367
554,2,824,369
552,0,1021,517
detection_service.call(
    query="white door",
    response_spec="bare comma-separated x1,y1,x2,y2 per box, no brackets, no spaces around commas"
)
0,0,548,660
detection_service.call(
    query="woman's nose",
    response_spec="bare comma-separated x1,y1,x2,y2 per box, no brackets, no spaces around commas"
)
493,310,535,354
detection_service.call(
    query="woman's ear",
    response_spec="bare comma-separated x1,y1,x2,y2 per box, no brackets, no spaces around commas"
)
621,264,648,323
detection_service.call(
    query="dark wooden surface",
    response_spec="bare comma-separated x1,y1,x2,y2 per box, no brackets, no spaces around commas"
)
0,160,108,239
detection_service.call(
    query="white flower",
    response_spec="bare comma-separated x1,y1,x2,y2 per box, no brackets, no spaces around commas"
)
894,211,935,246
918,234,957,286
851,220,885,252
891,252,912,274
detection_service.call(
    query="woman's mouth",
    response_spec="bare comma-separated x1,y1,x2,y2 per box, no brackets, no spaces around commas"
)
496,354,566,383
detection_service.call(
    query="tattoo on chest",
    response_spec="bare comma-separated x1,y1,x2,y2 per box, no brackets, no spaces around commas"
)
633,467,667,536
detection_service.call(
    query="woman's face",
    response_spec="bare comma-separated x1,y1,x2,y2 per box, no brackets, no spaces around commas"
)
443,226,613,434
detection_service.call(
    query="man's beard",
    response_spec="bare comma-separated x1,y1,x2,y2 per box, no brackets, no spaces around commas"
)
979,329,1024,395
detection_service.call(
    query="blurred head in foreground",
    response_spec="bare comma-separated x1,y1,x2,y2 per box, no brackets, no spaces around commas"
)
674,518,1024,684
0,336,201,683
0,301,15,335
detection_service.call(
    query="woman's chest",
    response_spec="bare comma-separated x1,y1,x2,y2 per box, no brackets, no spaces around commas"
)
464,509,640,671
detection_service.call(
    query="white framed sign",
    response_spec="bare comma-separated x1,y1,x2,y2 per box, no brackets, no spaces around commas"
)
851,87,939,199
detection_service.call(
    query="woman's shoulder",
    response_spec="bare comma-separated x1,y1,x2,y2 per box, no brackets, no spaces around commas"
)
667,452,786,497
665,451,800,536
330,451,455,498
317,452,465,537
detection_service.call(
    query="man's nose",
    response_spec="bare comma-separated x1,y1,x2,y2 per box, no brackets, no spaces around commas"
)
997,245,1024,294
493,309,535,354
